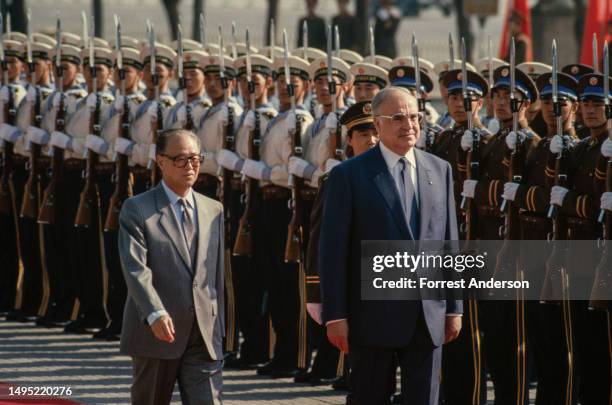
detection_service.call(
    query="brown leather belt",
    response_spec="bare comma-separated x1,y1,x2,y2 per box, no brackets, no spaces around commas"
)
64,158,85,171
478,205,504,219
261,185,290,200
194,173,218,188
519,213,552,232
300,186,318,201
95,162,115,175
231,177,246,192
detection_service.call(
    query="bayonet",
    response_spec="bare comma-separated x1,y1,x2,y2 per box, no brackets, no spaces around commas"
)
548,39,564,218
326,25,335,114
593,33,599,73
199,13,205,46
369,24,375,59
302,20,308,60
82,12,88,48
334,25,340,58
6,13,11,38
231,21,237,59
449,33,455,70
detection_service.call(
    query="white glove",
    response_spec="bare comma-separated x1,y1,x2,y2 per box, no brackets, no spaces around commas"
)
0,87,9,103
242,110,257,130
306,303,323,325
241,159,267,180
86,93,98,110
505,131,524,151
324,112,338,130
461,179,478,199
550,186,569,207
216,149,241,171
27,126,49,145
85,134,109,155
114,137,134,156
549,135,570,154
601,138,612,158
148,144,157,162
0,123,20,143
461,130,474,151
26,85,37,102
49,131,73,150
324,158,341,173
176,104,187,123
147,101,159,118
601,192,612,212
502,182,520,202
286,112,296,133
487,118,500,135
113,95,125,113
288,156,316,180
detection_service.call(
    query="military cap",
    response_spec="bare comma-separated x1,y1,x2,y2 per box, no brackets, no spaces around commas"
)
142,42,177,69
491,65,538,102
234,54,273,77
577,73,612,100
31,42,53,60
114,47,143,70
2,40,23,59
294,47,326,62
364,55,393,70
82,46,113,68
202,43,221,56
562,63,594,81
78,37,110,49
309,57,351,83
59,32,81,46
117,36,140,50
226,43,258,57
475,57,506,81
388,65,434,93
259,45,285,60
391,56,435,75
180,50,208,72
273,55,310,80
32,33,57,48
338,49,363,65
517,62,552,81
6,32,27,44
536,72,578,100
52,44,82,66
172,39,202,53
350,62,388,89
340,101,374,132
203,54,236,78
433,59,476,80
442,69,488,97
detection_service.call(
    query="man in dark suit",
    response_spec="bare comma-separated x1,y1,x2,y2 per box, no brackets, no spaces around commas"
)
319,87,462,405
118,129,225,405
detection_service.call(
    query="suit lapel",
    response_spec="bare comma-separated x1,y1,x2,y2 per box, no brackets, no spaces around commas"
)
415,149,433,240
155,185,193,274
369,146,412,239
194,194,214,280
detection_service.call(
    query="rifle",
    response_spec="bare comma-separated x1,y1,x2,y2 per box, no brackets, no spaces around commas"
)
38,18,65,225
541,39,570,302
412,34,432,152
147,21,163,188
74,23,101,228
0,13,18,215
104,16,132,232
589,41,612,310
177,23,194,131
460,37,480,241
21,11,43,220
284,30,304,263
234,28,260,256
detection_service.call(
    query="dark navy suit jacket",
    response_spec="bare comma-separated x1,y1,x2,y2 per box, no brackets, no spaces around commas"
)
319,144,462,348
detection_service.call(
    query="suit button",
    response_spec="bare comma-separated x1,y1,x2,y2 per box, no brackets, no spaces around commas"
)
189,306,194,312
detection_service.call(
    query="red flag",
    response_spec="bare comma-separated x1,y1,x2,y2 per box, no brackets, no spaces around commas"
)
499,0,533,61
580,0,612,68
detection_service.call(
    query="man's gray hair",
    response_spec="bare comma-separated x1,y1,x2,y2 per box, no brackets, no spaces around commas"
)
156,129,201,155
371,86,419,116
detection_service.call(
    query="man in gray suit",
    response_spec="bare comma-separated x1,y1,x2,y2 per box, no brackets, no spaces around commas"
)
118,129,225,405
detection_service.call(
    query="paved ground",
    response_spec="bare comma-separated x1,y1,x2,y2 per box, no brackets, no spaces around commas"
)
0,320,538,404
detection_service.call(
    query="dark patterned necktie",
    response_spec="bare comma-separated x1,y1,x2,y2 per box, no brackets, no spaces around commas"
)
179,198,197,264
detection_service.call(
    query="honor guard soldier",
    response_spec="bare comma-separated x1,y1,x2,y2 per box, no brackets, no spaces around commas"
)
562,64,594,139
165,50,211,130
338,49,362,66
349,62,387,103
216,52,277,368
305,100,379,388
546,72,611,404
518,62,552,136
239,54,313,378
37,42,88,328
113,42,176,195
195,53,242,198
7,39,55,322
475,57,505,133
297,47,326,118
95,44,146,340
433,68,490,405
0,39,27,315
433,59,476,130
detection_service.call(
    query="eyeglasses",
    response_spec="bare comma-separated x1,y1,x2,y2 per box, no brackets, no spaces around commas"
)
375,112,421,125
161,153,204,168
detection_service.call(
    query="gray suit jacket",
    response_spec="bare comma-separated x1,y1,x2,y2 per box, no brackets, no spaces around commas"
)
118,183,225,360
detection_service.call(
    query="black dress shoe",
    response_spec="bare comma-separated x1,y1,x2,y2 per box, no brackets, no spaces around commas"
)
256,361,276,376
293,369,312,383
270,368,300,379
310,376,338,386
391,393,402,404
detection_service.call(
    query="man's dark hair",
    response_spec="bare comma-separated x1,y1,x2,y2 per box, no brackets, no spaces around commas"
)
155,129,201,155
